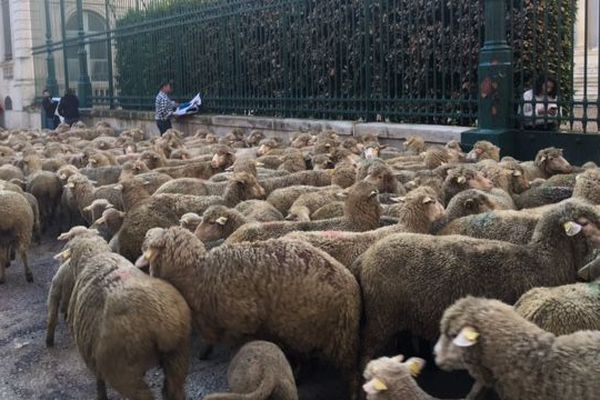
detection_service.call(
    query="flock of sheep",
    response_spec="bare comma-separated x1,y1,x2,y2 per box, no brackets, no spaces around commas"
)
1,120,600,400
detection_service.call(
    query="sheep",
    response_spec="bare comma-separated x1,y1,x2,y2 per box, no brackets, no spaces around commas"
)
284,187,445,270
0,180,41,244
573,168,600,204
92,207,125,244
512,185,573,209
363,355,434,400
465,140,500,162
179,212,203,232
154,145,235,179
358,159,405,194
403,136,426,155
290,132,315,148
0,164,24,182
356,200,600,366
246,130,265,147
66,174,123,223
259,170,333,195
480,162,529,196
0,190,34,284
514,280,600,336
331,162,357,188
311,202,345,220
226,181,383,244
80,165,122,185
195,205,249,242
67,252,191,400
266,186,326,214
234,199,284,222
520,147,573,181
46,228,111,346
82,199,114,223
135,227,360,398
278,148,307,173
434,296,600,400
22,154,62,231
204,341,298,400
442,166,494,204
286,185,343,221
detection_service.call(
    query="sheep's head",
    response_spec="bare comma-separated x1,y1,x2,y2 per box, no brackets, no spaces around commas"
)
340,181,381,218
86,153,106,168
363,143,384,160
312,154,334,170
466,141,500,162
447,190,496,218
363,354,425,399
447,167,494,192
290,133,315,148
140,150,165,169
57,226,100,242
498,161,530,194
363,162,397,193
195,206,233,242
535,199,600,247
394,187,445,223
179,212,202,232
211,146,235,169
403,136,425,154
66,174,95,190
535,147,572,175
124,142,137,155
136,226,206,277
57,165,80,182
246,130,265,147
226,172,266,200
257,138,278,156
94,208,125,231
342,138,364,155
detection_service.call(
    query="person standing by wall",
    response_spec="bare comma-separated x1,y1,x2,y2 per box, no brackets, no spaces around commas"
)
521,76,560,131
41,89,60,129
155,81,178,135
58,88,80,126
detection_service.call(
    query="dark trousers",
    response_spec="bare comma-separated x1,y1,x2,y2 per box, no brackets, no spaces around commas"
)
156,119,172,135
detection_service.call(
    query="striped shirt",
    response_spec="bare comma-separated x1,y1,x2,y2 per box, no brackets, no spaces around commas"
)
155,91,176,121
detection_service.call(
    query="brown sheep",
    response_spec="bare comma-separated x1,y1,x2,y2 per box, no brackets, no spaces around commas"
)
403,136,426,155
23,154,63,231
246,130,266,147
226,181,383,244
358,159,405,195
520,147,573,181
154,145,235,179
68,252,191,400
266,185,326,214
278,148,307,173
465,140,500,162
481,161,529,195
179,212,203,232
136,227,361,398
356,200,600,367
66,174,123,223
234,199,284,222
195,205,249,242
363,355,433,400
311,202,345,220
0,190,34,284
286,185,343,221
331,162,357,189
204,341,298,400
259,170,333,195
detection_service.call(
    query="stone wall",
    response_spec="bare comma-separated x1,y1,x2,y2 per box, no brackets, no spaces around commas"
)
82,109,468,146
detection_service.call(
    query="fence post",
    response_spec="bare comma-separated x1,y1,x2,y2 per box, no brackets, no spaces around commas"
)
44,0,58,97
104,0,114,109
59,0,69,91
461,0,515,156
76,0,93,108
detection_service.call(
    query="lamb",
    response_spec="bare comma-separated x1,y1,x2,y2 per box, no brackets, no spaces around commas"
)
286,185,343,221
520,147,573,181
363,355,436,400
226,181,383,244
442,166,494,204
46,228,111,346
204,341,298,400
0,190,34,284
284,187,445,270
356,200,600,366
67,252,191,400
514,280,600,336
573,168,600,204
135,227,360,398
434,296,600,400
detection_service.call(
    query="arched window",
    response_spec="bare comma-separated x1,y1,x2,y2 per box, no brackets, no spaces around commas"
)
65,11,108,83
4,96,12,111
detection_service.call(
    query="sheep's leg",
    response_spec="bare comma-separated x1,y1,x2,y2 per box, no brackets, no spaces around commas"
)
0,257,5,284
20,248,33,283
161,348,189,400
96,378,108,400
46,275,64,347
109,374,153,400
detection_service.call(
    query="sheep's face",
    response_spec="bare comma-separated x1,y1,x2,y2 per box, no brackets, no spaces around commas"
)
57,226,100,242
137,227,168,276
227,173,266,200
536,148,572,175
462,194,494,216
434,325,477,371
363,355,425,399
312,155,333,170
507,167,529,194
467,172,494,192
195,211,229,242
211,149,235,169
363,145,381,160
364,165,395,192
257,144,273,156
141,151,163,169
466,142,500,162
179,213,202,232
424,196,446,222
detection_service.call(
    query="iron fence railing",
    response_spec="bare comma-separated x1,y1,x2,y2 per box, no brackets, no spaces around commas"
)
32,0,599,132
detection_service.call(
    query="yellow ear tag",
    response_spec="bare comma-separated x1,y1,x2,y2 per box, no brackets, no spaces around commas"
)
408,362,422,377
463,327,479,342
372,378,388,391
564,221,582,237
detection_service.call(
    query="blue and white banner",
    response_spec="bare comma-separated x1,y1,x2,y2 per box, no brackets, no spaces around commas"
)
174,93,202,116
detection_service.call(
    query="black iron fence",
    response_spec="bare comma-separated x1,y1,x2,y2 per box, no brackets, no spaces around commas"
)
32,0,599,133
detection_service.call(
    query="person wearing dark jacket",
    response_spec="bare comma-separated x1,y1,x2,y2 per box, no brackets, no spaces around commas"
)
42,89,60,129
58,88,80,126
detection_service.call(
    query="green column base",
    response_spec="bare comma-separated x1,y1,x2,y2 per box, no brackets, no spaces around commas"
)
461,128,516,159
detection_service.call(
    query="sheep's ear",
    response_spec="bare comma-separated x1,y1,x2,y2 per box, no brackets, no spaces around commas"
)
404,357,426,377
390,354,405,363
540,155,547,162
53,248,71,262
453,326,480,347
563,221,582,237
57,232,71,241
216,216,228,225
336,191,349,199
512,170,522,177
363,378,388,395
113,183,123,191
390,196,405,203
456,176,467,184
255,161,265,167
422,196,433,204
369,190,379,198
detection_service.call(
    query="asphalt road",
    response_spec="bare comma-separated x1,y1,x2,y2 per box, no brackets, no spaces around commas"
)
0,234,475,400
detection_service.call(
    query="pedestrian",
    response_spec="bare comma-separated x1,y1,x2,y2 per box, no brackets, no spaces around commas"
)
155,81,178,135
58,88,80,126
521,75,560,131
41,89,60,130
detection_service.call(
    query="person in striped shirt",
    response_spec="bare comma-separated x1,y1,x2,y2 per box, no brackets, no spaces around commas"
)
155,81,178,135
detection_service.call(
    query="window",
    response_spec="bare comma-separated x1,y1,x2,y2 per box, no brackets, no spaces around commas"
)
4,96,12,110
588,0,599,48
2,0,12,61
65,11,108,82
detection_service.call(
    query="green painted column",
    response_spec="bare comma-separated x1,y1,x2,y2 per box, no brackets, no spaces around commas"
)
76,0,92,108
59,0,69,91
44,0,58,97
462,0,515,156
